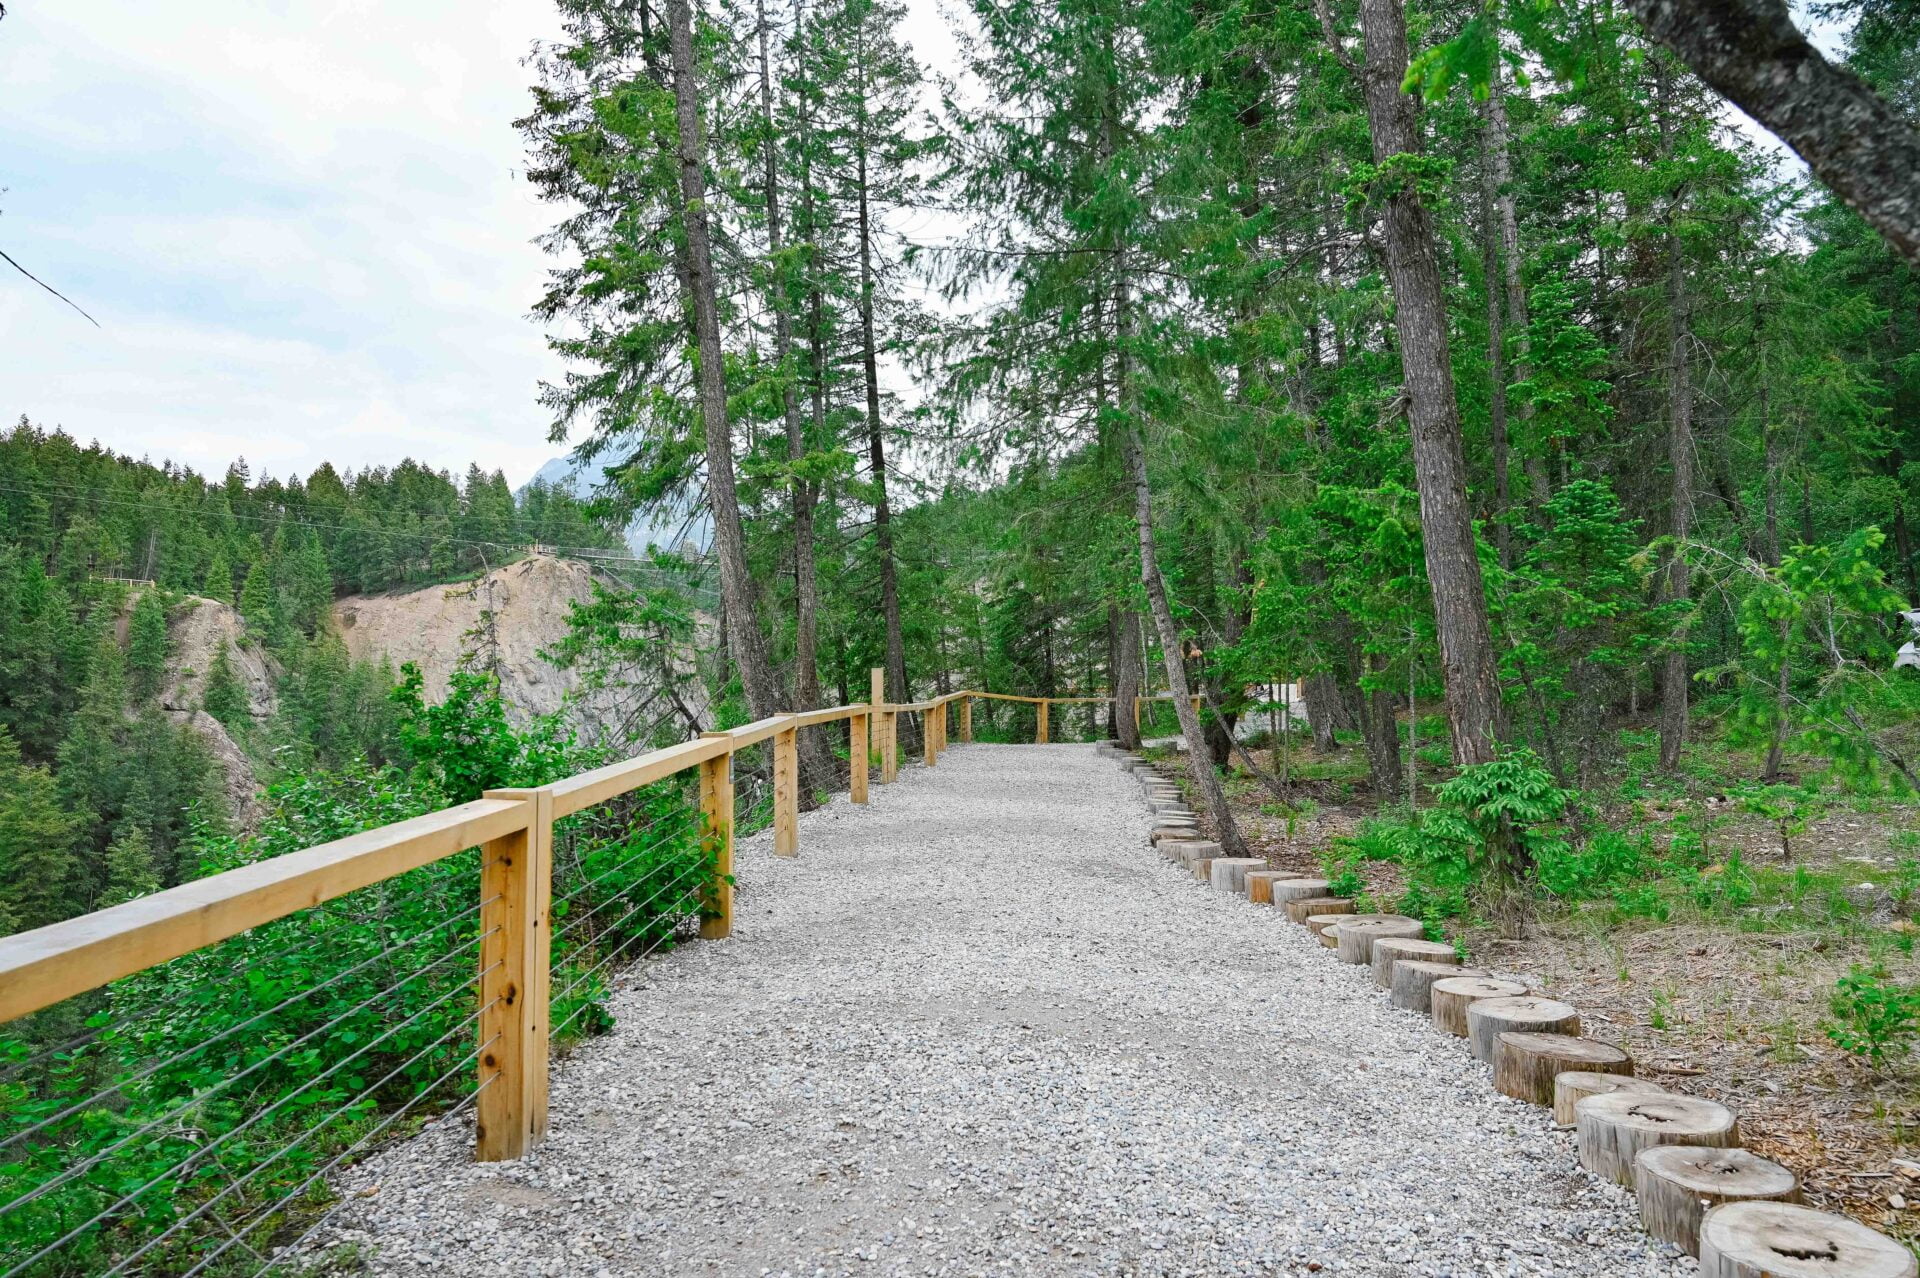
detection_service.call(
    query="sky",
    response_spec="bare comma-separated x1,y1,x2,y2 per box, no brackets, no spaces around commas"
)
0,4,1844,493
0,0,961,491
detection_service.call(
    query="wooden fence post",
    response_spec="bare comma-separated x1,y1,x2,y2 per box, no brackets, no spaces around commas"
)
477,786,553,1161
1037,699,1050,744
773,725,799,857
873,668,897,784
960,696,973,742
924,705,939,767
697,735,734,939
849,710,869,804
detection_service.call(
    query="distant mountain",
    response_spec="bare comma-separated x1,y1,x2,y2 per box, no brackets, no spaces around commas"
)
523,456,712,556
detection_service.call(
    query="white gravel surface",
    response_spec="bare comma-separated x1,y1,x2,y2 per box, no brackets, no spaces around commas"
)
315,744,1694,1277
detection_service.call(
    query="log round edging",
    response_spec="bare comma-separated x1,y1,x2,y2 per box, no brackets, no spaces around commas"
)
1333,917,1424,966
1491,1033,1628,1106
1698,1201,1914,1278
1208,858,1266,894
1635,1147,1801,1258
1370,937,1457,989
1307,908,1396,937
1574,1091,1739,1186
1430,976,1527,1037
1287,897,1355,924
1270,879,1333,909
1465,996,1581,1062
1553,1071,1665,1127
1390,961,1488,1013
1245,870,1304,904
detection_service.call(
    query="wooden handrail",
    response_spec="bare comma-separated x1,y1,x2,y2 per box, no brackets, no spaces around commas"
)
0,796,528,1023
0,674,1140,1164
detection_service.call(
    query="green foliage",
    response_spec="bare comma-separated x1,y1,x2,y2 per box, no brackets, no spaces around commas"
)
201,638,247,727
125,591,170,703
0,726,84,932
1826,964,1920,1065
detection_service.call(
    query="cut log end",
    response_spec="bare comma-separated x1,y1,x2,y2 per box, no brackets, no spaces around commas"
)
1636,1147,1801,1258
1333,917,1424,966
1575,1091,1739,1186
1390,961,1489,1014
1491,1033,1628,1106
1370,937,1457,989
1698,1201,1913,1278
1270,879,1334,909
1465,996,1580,1063
1288,897,1356,925
1208,857,1266,894
1244,871,1305,905
1552,1071,1664,1127
1429,977,1527,1037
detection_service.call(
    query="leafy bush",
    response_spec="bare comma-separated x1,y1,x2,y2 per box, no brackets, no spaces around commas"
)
1826,964,1920,1066
1536,829,1649,900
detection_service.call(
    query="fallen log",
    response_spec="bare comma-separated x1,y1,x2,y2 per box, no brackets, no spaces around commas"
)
1636,1147,1801,1258
1430,977,1527,1037
1491,1033,1627,1105
1575,1092,1739,1186
1333,917,1424,966
1389,961,1487,1013
1466,996,1581,1062
1370,937,1457,989
1552,1071,1665,1127
1697,1201,1913,1278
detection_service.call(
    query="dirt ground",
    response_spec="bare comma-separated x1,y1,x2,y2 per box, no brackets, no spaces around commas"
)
1149,741,1920,1246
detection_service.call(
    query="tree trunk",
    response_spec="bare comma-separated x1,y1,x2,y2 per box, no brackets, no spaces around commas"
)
1356,0,1504,768
1625,0,1920,268
760,0,835,801
852,38,912,744
1112,604,1144,749
1655,57,1697,774
669,0,785,724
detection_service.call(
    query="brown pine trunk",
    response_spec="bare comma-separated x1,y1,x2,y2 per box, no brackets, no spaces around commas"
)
669,0,785,725
1356,0,1504,768
1112,605,1144,749
1654,57,1696,774
760,0,835,800
852,32,912,742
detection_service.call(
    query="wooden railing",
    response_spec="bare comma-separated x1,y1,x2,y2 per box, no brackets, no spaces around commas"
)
0,672,1150,1169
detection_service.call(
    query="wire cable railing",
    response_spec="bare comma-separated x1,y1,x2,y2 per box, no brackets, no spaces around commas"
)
0,675,1047,1275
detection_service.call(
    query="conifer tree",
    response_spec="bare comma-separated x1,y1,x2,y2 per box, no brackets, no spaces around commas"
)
127,590,170,703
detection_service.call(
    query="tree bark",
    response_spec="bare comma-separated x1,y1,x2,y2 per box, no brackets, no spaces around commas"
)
1626,0,1920,268
760,0,836,800
1356,0,1504,767
1112,604,1144,749
1654,58,1697,774
851,29,912,743
669,0,785,724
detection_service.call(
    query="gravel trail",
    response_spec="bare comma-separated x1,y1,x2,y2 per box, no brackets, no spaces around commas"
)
318,745,1692,1277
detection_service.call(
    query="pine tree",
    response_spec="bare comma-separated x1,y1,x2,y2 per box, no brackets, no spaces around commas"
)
99,822,160,907
0,726,83,933
238,558,279,638
203,545,234,603
202,638,248,727
127,590,170,702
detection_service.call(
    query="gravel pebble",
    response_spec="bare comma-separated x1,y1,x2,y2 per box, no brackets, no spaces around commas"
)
311,745,1696,1277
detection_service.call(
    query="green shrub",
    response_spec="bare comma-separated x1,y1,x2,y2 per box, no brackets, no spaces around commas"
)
1826,964,1920,1066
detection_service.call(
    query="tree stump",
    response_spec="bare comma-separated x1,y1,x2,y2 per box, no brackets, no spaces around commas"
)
1288,897,1355,924
1430,977,1527,1037
1575,1092,1739,1186
1270,879,1333,911
1149,824,1199,847
1177,841,1221,868
1492,1033,1628,1105
1390,961,1488,1013
1553,1071,1665,1127
1697,1202,1913,1278
1161,838,1208,864
1466,996,1580,1062
1371,938,1457,989
1245,870,1304,904
1209,858,1266,893
1191,858,1216,882
1636,1147,1801,1257
1334,917,1424,966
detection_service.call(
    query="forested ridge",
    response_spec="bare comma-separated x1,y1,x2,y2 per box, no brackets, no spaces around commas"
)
11,0,1920,1268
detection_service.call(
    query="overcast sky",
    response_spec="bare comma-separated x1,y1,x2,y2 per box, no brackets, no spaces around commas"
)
0,0,959,491
0,5,1845,492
